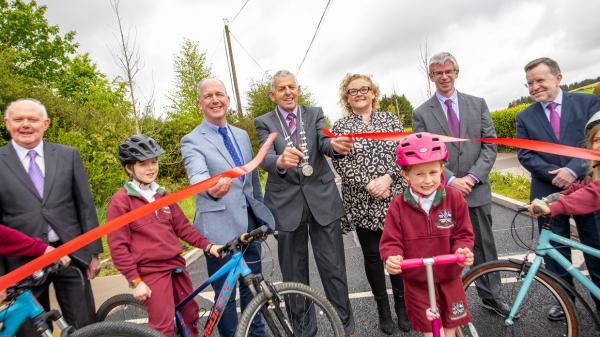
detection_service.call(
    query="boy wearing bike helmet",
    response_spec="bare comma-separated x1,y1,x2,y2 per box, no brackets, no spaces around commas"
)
380,132,474,337
530,110,600,217
106,134,222,337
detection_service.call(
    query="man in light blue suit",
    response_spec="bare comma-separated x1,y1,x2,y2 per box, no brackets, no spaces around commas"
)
181,78,275,337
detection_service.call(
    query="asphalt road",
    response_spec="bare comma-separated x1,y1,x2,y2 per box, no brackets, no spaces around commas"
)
187,203,599,336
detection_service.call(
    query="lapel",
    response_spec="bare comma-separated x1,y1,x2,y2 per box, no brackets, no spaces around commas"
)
272,107,298,146
229,125,248,163
0,142,43,200
42,142,57,204
199,121,235,168
531,102,559,142
559,91,573,142
456,92,469,137
428,96,459,151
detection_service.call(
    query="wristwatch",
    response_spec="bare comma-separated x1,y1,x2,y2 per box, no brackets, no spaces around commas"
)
129,277,142,288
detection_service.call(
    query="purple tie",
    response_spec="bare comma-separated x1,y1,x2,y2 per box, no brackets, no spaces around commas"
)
286,113,297,143
548,102,560,140
27,150,44,198
444,99,460,137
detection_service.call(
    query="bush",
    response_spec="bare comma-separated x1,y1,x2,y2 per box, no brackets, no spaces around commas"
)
489,170,530,203
490,104,528,152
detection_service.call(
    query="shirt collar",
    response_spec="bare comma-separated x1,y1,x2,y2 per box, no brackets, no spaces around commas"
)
541,89,563,110
125,180,162,196
12,140,44,161
435,90,458,106
205,120,229,133
277,105,299,120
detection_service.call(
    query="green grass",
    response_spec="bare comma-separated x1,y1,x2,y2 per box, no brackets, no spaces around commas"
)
570,81,599,94
489,170,530,204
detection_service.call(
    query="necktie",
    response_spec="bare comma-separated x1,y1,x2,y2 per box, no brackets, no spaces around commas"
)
548,102,560,140
444,99,460,137
218,127,244,181
27,150,44,198
286,112,297,143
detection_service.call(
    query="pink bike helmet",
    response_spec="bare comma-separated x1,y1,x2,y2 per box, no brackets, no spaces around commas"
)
396,132,448,167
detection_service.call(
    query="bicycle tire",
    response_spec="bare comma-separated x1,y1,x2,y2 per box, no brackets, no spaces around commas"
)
235,282,345,337
70,321,162,337
457,260,578,337
96,293,148,324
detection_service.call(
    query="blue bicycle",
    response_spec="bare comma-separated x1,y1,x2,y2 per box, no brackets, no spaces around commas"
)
458,207,600,337
97,226,345,337
0,262,161,337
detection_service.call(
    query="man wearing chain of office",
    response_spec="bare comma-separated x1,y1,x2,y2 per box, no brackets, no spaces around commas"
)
254,70,357,337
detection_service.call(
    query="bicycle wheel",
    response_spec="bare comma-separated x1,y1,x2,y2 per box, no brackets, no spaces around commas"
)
70,321,162,337
457,260,577,337
235,282,345,337
96,293,148,324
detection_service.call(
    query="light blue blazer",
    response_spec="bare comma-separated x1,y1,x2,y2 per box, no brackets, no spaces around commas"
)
181,121,275,244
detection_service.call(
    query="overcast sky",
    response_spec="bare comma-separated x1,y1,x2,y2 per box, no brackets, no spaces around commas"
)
38,0,600,122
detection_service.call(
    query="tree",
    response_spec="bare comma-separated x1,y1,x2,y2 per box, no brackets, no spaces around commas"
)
0,0,78,85
379,93,414,128
166,38,211,120
419,39,432,98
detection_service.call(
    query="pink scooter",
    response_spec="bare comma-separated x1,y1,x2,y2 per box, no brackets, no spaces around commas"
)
400,254,466,337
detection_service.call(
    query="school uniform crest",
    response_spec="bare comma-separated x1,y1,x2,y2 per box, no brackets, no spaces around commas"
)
450,301,467,320
436,209,455,229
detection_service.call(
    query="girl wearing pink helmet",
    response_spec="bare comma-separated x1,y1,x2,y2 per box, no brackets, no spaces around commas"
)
380,132,475,337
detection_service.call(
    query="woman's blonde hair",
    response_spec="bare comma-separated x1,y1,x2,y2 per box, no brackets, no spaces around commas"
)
338,73,380,116
586,123,600,179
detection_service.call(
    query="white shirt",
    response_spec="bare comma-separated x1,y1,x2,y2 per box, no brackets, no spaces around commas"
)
12,140,45,173
128,181,160,203
435,90,460,122
541,89,563,121
409,189,437,214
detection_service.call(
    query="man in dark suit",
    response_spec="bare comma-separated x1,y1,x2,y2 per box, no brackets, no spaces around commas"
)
0,99,101,329
181,78,275,337
517,57,600,319
412,52,507,316
254,70,357,337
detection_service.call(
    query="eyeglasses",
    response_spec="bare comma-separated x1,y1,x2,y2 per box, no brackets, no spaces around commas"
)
347,86,370,96
430,70,457,78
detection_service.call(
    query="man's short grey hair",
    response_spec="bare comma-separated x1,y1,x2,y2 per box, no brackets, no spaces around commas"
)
428,52,459,73
270,70,298,91
4,98,49,120
524,57,561,75
197,77,228,97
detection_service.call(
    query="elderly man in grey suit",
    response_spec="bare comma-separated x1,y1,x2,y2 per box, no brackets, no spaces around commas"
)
181,78,275,337
412,52,507,316
0,99,101,330
254,70,357,337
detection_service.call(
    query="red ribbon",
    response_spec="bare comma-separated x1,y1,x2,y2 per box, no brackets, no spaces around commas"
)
0,133,277,292
323,129,600,162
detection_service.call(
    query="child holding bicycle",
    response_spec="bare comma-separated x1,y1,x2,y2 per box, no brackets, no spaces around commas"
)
106,135,222,337
380,132,474,337
530,111,600,217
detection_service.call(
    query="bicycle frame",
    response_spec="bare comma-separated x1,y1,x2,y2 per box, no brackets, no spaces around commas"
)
505,226,600,325
175,251,253,337
0,290,46,337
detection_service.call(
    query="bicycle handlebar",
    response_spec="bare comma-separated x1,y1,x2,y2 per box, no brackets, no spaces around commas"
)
400,254,465,270
218,225,269,256
5,262,61,300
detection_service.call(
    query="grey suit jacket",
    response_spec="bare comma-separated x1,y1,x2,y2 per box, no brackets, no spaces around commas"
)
413,92,497,207
0,141,102,273
254,106,344,231
181,121,275,244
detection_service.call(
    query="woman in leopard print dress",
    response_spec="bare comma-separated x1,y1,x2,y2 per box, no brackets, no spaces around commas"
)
332,73,410,334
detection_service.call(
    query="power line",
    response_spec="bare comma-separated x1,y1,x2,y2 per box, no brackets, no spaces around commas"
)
230,31,267,74
230,0,251,24
296,0,333,75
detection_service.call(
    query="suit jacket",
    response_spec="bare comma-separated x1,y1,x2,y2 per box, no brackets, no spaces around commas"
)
181,121,275,244
413,92,497,207
0,141,102,274
516,90,600,200
254,106,344,231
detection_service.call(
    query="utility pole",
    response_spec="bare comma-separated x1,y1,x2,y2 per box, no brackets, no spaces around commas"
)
223,19,243,118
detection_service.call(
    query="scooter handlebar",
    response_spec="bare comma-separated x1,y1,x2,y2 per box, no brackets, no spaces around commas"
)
400,254,465,270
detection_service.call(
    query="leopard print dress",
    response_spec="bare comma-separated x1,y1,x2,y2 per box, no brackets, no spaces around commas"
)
332,111,408,233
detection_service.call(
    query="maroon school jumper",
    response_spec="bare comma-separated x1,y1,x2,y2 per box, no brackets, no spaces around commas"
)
380,186,474,332
549,177,600,216
0,224,47,256
107,183,211,337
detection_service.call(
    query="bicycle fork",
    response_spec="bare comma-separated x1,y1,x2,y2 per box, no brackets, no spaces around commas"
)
244,275,294,337
505,256,544,326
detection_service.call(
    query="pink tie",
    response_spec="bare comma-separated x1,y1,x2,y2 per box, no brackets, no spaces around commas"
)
286,113,297,143
548,102,560,140
444,99,460,137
